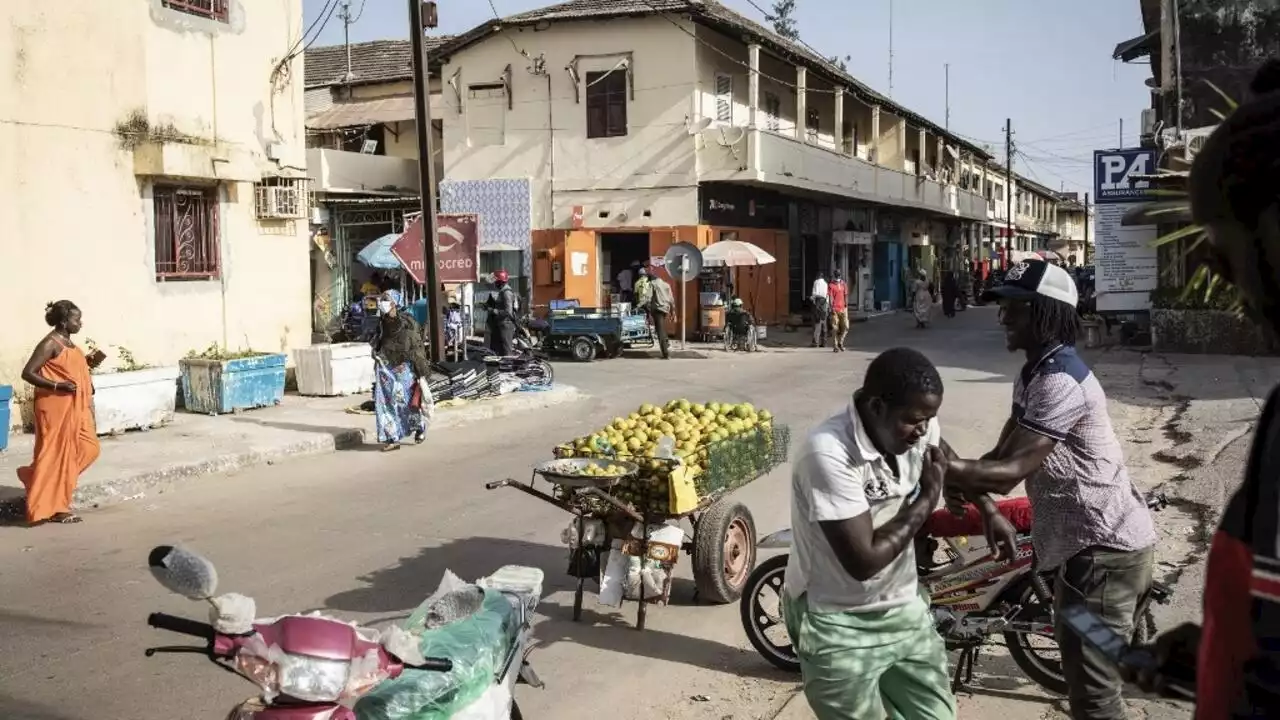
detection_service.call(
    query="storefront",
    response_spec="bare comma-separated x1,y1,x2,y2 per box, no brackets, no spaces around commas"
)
310,196,420,337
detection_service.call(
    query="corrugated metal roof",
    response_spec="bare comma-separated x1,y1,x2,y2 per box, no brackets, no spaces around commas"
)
304,36,454,89
306,95,416,129
434,0,991,158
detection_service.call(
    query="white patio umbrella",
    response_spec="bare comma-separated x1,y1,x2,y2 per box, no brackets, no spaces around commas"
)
701,240,776,267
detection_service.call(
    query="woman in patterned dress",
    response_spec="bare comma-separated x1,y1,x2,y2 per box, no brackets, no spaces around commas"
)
371,290,432,451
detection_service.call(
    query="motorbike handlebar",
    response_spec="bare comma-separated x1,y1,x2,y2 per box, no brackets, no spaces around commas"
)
485,480,509,490
148,612,215,641
411,657,455,672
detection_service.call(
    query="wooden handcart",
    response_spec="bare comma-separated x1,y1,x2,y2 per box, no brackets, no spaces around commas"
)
485,425,790,630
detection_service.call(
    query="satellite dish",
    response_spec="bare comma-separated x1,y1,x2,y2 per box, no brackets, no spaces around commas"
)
664,242,703,282
686,117,713,135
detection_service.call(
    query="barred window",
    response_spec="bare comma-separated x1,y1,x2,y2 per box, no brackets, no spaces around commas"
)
154,186,220,280
161,0,230,23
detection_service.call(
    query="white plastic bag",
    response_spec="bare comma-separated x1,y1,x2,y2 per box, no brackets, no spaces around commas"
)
450,682,513,720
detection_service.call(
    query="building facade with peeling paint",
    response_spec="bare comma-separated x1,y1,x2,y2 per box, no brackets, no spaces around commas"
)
0,0,313,395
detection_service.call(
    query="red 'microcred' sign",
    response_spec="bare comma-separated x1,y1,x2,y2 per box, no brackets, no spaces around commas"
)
392,214,480,285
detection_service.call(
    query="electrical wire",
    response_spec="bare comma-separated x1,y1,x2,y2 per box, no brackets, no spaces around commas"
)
350,0,367,25
283,0,338,66
487,0,532,59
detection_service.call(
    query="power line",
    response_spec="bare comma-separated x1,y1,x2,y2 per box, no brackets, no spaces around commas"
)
350,0,367,24
487,0,532,58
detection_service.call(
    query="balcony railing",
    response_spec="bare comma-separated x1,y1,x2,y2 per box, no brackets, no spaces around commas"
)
306,148,420,194
697,127,986,220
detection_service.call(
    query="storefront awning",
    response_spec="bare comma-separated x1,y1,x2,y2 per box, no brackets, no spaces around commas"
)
307,95,439,130
1113,30,1158,62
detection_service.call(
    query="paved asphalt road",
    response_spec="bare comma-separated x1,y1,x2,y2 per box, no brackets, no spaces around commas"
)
0,309,1210,720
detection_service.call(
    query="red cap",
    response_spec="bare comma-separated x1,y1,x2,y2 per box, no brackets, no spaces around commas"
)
494,270,510,283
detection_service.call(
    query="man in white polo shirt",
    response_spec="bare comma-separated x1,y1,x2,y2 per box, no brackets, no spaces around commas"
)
783,347,955,720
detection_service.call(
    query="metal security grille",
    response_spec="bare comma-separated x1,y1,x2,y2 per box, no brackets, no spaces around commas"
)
154,186,220,280
161,0,230,22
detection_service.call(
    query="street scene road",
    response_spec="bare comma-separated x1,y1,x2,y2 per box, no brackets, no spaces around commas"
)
3,309,1271,720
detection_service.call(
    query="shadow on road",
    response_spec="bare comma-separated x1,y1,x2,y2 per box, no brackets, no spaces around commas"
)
0,696,83,720
321,537,794,679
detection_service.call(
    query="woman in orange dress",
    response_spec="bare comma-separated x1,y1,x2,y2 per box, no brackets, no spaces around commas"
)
18,301,104,526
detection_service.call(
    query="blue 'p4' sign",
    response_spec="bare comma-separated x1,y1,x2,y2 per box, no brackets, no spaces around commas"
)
1094,149,1156,204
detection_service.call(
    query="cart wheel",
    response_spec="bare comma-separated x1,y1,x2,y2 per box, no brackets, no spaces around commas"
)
571,337,597,362
693,500,756,604
746,326,759,352
723,328,734,353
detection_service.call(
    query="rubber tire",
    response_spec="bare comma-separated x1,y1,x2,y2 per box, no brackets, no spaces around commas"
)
571,337,596,362
693,500,757,604
534,359,555,386
1002,573,1069,696
511,700,523,720
740,553,800,673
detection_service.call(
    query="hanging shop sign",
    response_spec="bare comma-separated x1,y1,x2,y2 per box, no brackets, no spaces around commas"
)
392,213,481,285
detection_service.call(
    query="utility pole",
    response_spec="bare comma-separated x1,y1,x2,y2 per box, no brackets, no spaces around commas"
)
1083,192,1091,265
944,64,950,129
339,0,354,82
888,0,894,97
1005,118,1014,263
409,0,445,361
1119,118,1124,148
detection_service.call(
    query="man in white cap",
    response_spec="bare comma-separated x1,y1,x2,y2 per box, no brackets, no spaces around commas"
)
943,259,1157,720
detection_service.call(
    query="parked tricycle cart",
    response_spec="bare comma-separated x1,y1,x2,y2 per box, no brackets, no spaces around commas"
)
541,308,653,362
486,423,790,630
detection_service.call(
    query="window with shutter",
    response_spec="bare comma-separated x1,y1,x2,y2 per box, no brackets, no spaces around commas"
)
714,73,733,123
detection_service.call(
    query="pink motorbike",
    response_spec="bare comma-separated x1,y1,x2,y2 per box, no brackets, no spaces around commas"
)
145,545,543,719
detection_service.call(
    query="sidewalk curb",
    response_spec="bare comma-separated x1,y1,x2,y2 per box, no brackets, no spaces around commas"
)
0,385,586,517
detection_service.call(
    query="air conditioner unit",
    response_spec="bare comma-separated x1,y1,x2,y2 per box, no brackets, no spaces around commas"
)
1140,108,1156,137
1183,126,1215,163
255,179,307,220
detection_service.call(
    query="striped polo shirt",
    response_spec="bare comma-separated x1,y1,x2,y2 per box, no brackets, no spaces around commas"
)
1013,345,1157,570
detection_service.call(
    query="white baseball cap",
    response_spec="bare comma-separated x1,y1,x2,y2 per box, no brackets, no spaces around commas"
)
981,260,1078,307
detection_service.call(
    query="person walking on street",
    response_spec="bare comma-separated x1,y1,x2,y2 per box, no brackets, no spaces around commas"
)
485,269,518,356
811,271,830,348
637,266,673,359
941,270,959,319
943,259,1157,720
828,270,850,352
18,300,104,527
371,290,433,451
783,347,957,720
911,268,933,329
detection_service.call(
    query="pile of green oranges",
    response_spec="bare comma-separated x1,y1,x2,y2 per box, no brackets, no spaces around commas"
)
553,400,775,515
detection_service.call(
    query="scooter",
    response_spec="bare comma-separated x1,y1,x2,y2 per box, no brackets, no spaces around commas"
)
740,494,1173,695
144,545,544,719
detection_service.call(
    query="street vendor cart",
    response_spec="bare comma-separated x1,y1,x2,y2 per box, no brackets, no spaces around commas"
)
486,400,790,630
541,307,653,362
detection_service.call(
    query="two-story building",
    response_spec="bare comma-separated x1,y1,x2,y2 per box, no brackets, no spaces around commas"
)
959,158,1072,271
303,38,451,332
1053,192,1093,265
432,0,991,330
2,0,312,391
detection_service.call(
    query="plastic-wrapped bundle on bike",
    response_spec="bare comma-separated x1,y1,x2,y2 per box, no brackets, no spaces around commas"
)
355,573,520,720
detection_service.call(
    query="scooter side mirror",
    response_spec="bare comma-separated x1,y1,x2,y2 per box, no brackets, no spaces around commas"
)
148,545,219,600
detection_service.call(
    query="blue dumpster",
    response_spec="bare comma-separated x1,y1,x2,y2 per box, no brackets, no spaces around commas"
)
180,354,287,415
0,385,11,451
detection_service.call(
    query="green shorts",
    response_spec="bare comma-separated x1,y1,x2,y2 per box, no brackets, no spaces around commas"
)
783,592,956,720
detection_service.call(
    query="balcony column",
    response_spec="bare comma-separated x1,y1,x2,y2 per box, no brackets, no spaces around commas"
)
834,88,845,154
870,105,881,164
917,127,926,174
936,136,946,179
747,44,760,128
796,66,807,143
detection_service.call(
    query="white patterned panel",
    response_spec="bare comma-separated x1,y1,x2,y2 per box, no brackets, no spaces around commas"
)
440,179,533,278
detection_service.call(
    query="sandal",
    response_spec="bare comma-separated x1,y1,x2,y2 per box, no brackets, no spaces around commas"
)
49,513,83,524
382,442,402,452
413,431,426,444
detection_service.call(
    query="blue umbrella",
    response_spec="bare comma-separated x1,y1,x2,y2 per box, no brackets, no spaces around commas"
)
355,233,404,270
